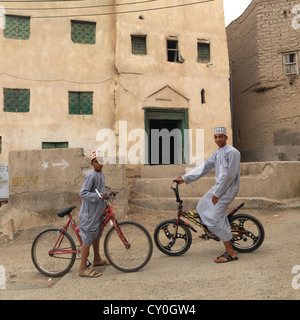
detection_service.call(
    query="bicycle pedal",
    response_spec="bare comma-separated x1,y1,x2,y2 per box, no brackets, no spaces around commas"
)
199,234,209,240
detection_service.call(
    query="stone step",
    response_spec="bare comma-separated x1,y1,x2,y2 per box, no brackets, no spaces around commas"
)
135,177,215,198
140,163,269,179
136,162,300,200
129,196,290,212
130,162,300,212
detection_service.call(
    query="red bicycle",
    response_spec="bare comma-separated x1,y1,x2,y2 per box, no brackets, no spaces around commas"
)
31,187,153,277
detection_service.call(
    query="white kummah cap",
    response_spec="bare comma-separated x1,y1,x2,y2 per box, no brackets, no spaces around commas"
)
214,126,227,136
89,150,103,162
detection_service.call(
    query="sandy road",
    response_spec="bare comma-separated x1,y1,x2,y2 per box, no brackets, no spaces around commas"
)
1,207,300,301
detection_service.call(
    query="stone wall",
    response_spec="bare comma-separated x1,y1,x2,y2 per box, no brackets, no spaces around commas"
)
0,148,127,237
226,0,300,161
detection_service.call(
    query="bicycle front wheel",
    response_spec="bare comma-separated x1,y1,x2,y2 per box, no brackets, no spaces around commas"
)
104,221,153,272
153,219,192,256
31,228,76,277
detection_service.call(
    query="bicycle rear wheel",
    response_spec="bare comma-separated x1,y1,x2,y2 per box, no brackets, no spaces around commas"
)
31,228,76,277
229,213,265,253
104,221,153,272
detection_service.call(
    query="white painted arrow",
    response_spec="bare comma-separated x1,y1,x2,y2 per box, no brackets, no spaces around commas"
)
52,160,69,170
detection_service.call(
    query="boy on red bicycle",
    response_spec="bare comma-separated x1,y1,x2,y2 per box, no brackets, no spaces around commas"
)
78,150,110,278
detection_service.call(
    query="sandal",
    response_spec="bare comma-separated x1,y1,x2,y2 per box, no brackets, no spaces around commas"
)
79,266,102,278
93,258,110,267
214,252,238,263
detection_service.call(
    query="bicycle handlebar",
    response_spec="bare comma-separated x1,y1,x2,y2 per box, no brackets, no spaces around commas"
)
95,187,118,202
171,180,182,204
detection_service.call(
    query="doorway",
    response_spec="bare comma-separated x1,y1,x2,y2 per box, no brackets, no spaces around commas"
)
144,108,189,165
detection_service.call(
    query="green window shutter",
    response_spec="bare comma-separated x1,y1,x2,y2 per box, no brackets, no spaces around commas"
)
131,36,147,55
80,92,93,114
42,142,68,149
198,42,210,62
69,92,93,115
4,15,30,40
69,92,80,114
71,20,96,44
4,88,30,112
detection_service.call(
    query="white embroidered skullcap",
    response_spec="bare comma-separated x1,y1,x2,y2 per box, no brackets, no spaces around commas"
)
89,150,103,161
214,127,227,136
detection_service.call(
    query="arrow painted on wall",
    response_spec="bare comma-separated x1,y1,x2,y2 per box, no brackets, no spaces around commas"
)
52,160,69,170
42,160,69,170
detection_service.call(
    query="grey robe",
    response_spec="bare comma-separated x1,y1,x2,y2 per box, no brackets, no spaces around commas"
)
183,145,240,241
79,170,107,246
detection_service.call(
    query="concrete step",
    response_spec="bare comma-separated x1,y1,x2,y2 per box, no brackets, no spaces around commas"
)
136,162,300,200
130,162,300,211
140,163,266,179
135,177,215,198
135,174,296,199
129,196,292,211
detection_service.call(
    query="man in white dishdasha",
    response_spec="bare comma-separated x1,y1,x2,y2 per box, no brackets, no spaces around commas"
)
174,127,240,263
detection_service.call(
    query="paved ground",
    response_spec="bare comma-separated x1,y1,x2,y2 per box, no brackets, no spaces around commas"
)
1,206,300,301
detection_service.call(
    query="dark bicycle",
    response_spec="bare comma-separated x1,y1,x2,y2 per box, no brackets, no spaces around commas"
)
154,181,265,256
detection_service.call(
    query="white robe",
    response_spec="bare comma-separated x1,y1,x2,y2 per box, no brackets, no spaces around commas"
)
183,145,240,241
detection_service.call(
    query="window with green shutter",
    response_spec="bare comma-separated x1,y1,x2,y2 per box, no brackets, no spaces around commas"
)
4,15,30,40
42,142,69,149
197,42,210,62
4,88,30,112
71,20,96,44
69,92,93,115
131,35,147,55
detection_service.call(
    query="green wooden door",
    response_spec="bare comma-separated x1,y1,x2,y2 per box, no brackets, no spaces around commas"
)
144,108,189,165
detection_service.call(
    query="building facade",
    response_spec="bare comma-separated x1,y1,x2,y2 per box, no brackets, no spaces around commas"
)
227,0,300,162
0,0,231,168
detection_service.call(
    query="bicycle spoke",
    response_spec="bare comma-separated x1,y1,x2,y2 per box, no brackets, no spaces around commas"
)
104,221,152,272
230,214,264,252
31,229,76,277
154,220,192,256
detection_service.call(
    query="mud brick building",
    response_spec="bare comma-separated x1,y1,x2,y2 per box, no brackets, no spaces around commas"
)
227,0,300,161
0,0,231,168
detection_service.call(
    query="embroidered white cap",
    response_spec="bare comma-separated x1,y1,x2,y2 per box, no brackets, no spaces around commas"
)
89,150,104,162
214,127,227,136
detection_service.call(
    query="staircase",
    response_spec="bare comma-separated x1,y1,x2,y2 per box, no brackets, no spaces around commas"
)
129,162,300,211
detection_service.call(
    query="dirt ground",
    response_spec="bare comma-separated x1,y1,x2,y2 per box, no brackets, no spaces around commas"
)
1,206,300,301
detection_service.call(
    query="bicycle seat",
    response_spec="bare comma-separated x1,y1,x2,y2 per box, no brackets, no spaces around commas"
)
57,206,76,217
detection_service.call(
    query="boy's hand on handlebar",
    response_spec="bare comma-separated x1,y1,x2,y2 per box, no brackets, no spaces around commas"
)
173,177,185,184
102,193,109,200
109,191,117,197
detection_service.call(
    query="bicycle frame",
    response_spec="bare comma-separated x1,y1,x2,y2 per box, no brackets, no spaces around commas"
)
49,191,129,257
49,214,81,256
171,181,245,239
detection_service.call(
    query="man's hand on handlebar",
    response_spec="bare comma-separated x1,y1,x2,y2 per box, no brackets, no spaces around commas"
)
173,177,185,184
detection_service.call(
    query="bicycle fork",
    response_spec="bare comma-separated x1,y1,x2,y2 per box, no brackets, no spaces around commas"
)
166,218,197,248
111,219,131,249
